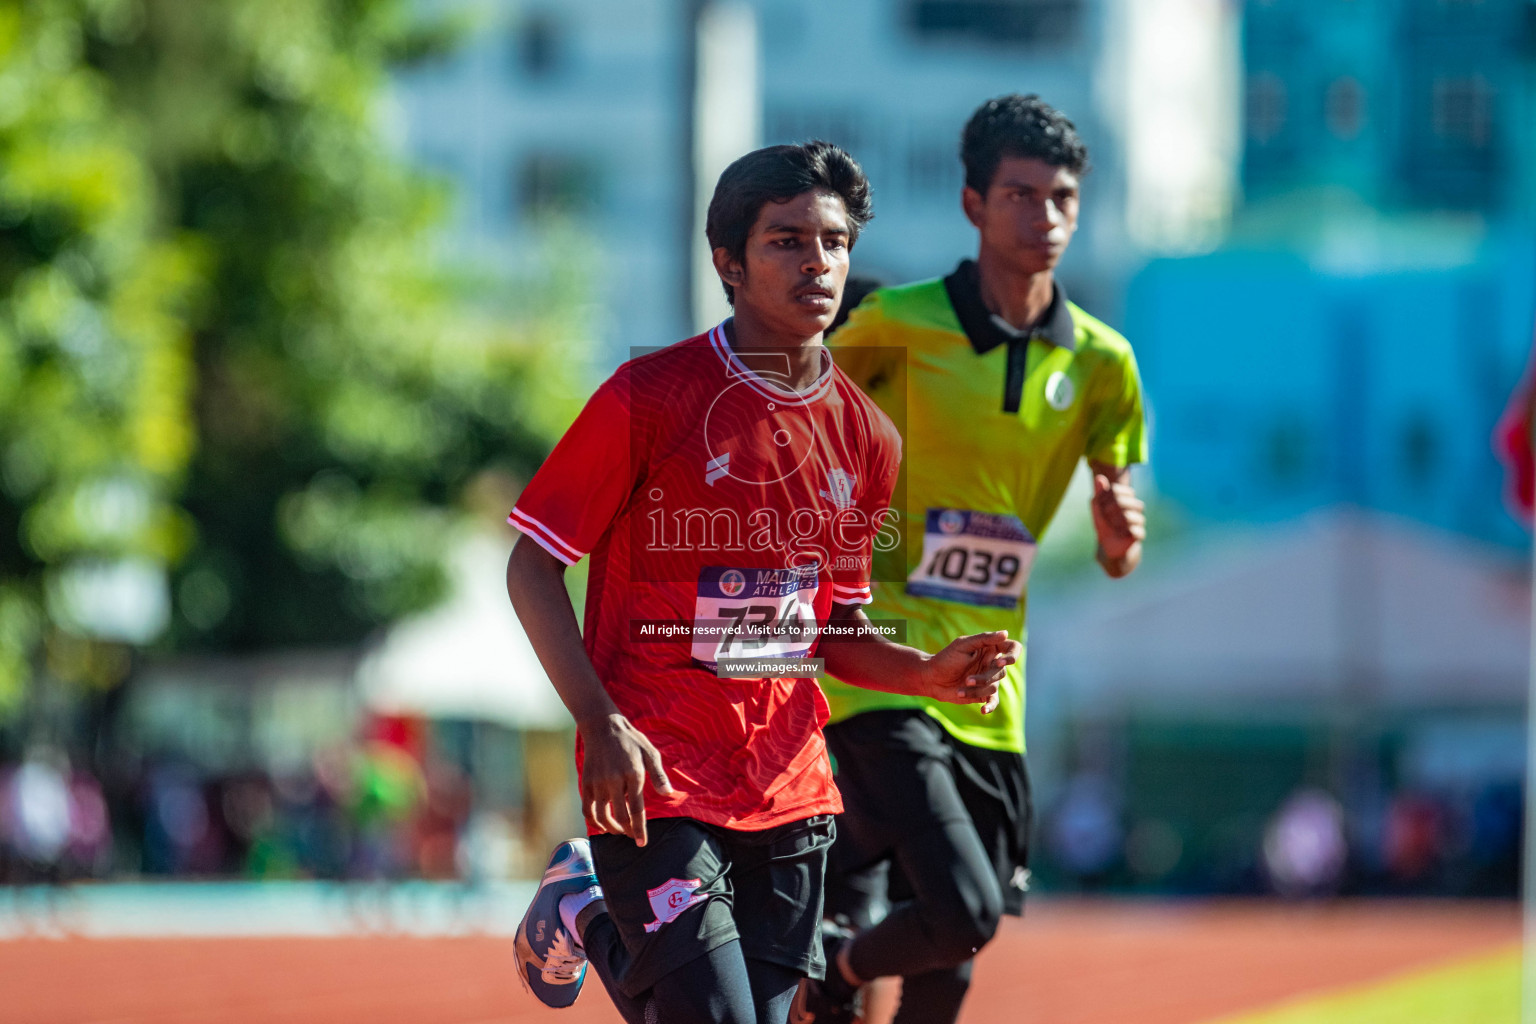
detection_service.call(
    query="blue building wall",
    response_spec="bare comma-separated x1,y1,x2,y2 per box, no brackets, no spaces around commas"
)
1127,233,1536,548
1153,0,1536,546
1243,0,1536,215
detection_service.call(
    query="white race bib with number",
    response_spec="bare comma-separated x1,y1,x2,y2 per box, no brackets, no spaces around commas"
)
906,508,1035,609
691,566,820,670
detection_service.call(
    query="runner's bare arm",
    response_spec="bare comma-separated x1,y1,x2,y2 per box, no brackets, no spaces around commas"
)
1089,461,1144,579
507,537,673,847
819,604,1014,714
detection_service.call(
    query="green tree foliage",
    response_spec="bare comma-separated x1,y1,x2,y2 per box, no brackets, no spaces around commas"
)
0,0,591,712
0,0,199,713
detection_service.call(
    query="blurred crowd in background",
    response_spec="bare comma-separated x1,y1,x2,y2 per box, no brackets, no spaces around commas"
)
1039,773,1522,899
1,735,1521,900
0,726,495,886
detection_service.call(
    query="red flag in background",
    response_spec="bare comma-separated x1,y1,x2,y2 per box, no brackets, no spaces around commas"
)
1496,339,1536,525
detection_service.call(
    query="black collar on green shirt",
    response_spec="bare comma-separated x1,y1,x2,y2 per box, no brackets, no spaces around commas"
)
942,259,1076,413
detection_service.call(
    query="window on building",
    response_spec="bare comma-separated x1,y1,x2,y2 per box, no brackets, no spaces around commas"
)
906,136,961,201
516,153,600,218
1431,75,1493,147
1324,77,1365,140
1263,417,1310,486
1399,413,1438,487
1400,69,1498,208
764,108,867,156
1247,73,1288,144
516,12,562,78
906,0,1081,47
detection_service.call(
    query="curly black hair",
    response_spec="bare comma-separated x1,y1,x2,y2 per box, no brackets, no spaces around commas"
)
706,141,873,304
960,94,1089,194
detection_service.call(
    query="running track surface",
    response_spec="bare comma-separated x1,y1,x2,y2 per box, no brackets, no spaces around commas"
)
1,900,1517,1024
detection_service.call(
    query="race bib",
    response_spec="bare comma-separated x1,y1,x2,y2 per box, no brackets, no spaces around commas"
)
691,566,820,670
906,508,1035,609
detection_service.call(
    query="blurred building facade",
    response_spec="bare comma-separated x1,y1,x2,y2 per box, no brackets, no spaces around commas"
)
1129,239,1536,546
1242,0,1536,216
386,0,1531,532
753,0,1138,312
1131,0,1536,547
389,0,696,364
389,0,1240,361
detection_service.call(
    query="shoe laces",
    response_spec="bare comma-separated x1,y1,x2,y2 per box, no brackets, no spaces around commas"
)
542,929,585,981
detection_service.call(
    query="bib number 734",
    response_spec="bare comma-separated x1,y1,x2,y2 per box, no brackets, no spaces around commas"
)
713,602,812,654
691,566,819,670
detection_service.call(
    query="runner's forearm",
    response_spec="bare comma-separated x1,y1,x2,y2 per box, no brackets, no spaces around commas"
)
819,605,933,694
506,537,618,730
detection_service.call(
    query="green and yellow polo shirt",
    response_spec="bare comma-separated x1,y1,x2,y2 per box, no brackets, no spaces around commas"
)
823,260,1148,753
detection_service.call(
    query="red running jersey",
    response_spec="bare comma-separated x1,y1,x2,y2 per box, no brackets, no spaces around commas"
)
511,324,902,831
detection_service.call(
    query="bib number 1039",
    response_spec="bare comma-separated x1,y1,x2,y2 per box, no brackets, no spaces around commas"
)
906,508,1035,609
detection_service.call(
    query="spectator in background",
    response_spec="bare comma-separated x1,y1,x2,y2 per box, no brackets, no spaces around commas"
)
346,740,425,880
1262,788,1347,897
1466,780,1522,896
142,763,212,876
1,748,73,883
1045,773,1123,887
414,759,472,879
63,768,112,879
1383,791,1445,890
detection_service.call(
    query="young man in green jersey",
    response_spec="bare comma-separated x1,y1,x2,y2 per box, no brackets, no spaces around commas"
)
798,95,1148,1024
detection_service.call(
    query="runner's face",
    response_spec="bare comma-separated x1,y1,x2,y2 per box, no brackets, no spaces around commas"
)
721,189,851,340
964,156,1079,275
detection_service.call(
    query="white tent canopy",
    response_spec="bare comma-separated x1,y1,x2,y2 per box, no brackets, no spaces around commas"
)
1028,507,1531,716
356,533,570,729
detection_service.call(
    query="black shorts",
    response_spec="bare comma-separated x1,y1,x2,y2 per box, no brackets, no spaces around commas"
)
825,709,1032,921
589,814,835,998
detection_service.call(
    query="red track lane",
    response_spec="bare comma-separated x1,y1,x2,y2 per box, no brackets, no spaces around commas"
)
960,900,1519,1024
0,900,1517,1024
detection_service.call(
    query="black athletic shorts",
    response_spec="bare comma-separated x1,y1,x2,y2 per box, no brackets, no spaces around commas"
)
589,814,835,998
825,709,1032,920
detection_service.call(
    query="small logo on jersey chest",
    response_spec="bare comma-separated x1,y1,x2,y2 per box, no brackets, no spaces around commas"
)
1045,371,1075,411
819,468,857,510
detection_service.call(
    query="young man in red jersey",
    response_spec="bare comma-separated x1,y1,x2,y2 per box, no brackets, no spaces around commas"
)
506,141,1019,1024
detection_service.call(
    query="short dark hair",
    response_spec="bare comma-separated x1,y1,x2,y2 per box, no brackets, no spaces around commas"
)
706,141,873,303
960,94,1089,194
